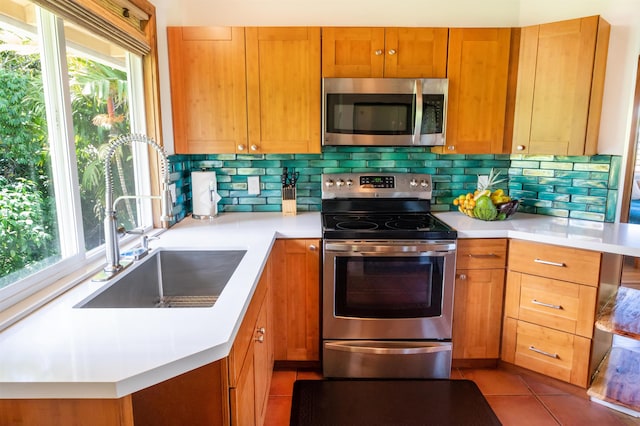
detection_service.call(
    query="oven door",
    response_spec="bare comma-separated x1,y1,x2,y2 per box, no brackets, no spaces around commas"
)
323,240,456,340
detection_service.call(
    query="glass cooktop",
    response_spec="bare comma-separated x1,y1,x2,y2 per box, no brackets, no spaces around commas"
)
322,213,457,240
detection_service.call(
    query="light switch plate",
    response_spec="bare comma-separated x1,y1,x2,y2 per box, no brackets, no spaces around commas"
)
248,176,260,195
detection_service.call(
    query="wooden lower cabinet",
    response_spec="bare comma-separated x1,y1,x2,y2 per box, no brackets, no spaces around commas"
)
252,285,272,426
0,398,137,426
229,259,273,426
453,268,506,360
502,240,602,388
452,239,507,363
271,239,321,361
132,361,230,426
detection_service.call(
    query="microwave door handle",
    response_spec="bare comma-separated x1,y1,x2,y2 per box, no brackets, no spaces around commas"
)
413,79,423,144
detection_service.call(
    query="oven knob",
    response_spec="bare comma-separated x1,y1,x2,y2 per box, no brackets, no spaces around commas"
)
420,180,429,188
410,179,418,187
325,179,334,188
346,179,353,187
336,179,345,187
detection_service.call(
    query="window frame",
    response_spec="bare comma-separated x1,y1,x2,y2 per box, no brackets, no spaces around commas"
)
0,0,161,317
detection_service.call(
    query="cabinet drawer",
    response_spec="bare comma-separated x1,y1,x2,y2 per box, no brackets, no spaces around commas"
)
513,320,591,387
505,272,597,338
508,240,601,286
456,239,507,269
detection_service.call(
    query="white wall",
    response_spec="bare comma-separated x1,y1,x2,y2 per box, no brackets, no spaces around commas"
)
152,0,640,159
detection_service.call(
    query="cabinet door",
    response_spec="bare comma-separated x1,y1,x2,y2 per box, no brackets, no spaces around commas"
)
271,239,321,361
322,27,385,77
167,27,247,154
230,350,256,426
512,16,610,155
245,27,321,154
384,28,448,78
253,282,271,426
453,268,505,359
444,28,511,154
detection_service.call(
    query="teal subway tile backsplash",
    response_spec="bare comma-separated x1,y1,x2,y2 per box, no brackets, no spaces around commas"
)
168,148,621,223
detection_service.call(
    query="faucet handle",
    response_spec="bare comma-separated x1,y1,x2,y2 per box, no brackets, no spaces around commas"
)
141,235,159,250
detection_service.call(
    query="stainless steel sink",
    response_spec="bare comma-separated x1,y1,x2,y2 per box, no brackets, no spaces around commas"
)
75,249,246,308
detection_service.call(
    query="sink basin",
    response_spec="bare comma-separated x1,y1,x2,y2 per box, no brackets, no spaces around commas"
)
76,249,246,308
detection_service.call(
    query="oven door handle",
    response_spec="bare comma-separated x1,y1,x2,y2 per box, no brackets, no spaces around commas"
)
324,242,456,254
354,251,452,257
325,341,451,355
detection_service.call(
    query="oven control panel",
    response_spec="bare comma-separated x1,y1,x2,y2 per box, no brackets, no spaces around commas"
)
360,175,395,188
322,173,432,199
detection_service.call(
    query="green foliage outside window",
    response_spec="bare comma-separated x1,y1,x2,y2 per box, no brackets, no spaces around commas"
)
0,29,133,285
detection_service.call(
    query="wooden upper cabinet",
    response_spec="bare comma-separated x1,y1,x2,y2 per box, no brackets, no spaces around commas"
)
385,28,448,78
167,27,247,154
442,28,513,154
322,27,385,77
322,27,448,78
512,16,610,155
245,27,321,154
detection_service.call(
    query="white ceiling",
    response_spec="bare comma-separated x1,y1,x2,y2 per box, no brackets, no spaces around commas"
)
151,0,633,28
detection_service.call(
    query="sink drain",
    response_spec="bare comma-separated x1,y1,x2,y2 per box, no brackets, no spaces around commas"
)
155,295,219,308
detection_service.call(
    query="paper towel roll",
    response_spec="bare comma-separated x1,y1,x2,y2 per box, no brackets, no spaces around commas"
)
192,171,221,219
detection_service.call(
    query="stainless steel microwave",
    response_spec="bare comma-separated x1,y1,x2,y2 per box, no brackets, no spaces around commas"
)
322,77,448,147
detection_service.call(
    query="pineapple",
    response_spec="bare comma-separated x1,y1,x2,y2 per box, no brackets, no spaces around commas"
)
477,168,507,192
476,169,510,204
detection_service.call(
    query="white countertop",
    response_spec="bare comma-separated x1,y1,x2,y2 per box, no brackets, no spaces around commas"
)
1,210,640,399
436,211,640,257
0,212,321,399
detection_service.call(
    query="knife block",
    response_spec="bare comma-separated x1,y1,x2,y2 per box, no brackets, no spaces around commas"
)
282,188,297,216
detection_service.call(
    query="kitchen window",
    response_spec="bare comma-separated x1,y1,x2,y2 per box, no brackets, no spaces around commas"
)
0,0,157,312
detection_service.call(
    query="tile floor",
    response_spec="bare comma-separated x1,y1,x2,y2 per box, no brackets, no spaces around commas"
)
265,365,639,425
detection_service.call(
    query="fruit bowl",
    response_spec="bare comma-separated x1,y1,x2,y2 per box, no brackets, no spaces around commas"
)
453,191,519,221
452,169,519,221
464,199,519,221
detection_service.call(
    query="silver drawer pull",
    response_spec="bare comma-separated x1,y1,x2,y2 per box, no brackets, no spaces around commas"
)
531,299,563,310
528,345,558,359
468,253,498,259
534,258,566,267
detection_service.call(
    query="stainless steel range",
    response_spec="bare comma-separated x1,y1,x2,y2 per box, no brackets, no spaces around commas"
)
321,172,457,379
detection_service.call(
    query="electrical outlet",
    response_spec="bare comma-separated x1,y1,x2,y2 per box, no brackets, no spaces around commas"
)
168,183,177,205
248,176,260,195
477,175,489,190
